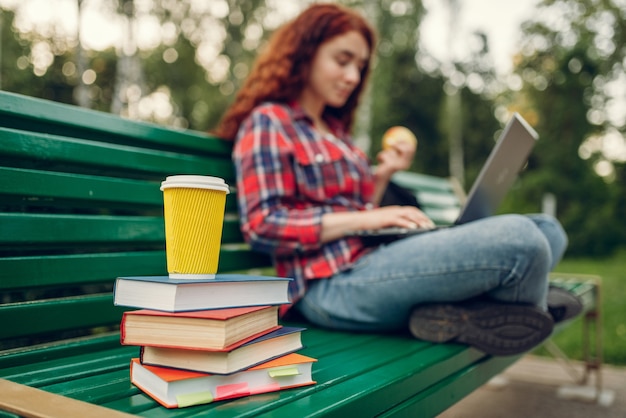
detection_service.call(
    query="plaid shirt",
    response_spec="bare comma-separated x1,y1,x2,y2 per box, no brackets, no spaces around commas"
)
233,102,375,308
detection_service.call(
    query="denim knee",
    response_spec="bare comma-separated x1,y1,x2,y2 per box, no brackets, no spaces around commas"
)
502,214,552,271
487,214,551,306
526,213,568,267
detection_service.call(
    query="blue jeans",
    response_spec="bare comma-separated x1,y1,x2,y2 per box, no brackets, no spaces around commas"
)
296,214,568,332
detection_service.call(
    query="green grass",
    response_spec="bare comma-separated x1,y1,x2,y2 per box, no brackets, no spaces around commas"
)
534,248,626,366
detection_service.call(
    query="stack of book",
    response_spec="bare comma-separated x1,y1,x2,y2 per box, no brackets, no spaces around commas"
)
114,274,316,409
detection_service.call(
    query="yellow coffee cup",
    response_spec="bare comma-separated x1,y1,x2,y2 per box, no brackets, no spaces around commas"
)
160,175,230,279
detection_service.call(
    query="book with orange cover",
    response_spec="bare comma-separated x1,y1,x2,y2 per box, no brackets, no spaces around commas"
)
130,353,317,409
120,305,280,350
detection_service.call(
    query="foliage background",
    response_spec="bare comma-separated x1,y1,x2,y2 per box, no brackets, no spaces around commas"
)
1,1,624,258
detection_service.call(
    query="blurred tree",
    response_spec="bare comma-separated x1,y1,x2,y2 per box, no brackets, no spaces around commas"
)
367,0,500,186
135,0,276,130
440,31,501,189
443,0,464,185
7,0,623,257
367,0,444,175
0,8,3,89
111,0,145,118
0,4,118,111
503,0,626,255
3,23,73,103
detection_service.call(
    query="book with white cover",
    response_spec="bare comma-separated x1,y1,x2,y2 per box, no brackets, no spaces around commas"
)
140,327,305,375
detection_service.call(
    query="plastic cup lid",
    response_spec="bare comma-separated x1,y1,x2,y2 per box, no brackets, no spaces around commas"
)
160,175,230,194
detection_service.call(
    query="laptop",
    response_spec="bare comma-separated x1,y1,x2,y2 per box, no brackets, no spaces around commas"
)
346,113,539,244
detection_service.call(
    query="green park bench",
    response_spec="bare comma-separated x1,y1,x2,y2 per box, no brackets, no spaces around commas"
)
0,90,602,417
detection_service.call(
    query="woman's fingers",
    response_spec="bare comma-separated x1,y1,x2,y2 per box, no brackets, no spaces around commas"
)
402,207,435,229
377,206,435,229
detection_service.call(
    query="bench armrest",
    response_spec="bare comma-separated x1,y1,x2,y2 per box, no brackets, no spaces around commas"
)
0,379,134,418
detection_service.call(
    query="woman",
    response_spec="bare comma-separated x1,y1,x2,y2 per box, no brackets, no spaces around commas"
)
215,3,576,356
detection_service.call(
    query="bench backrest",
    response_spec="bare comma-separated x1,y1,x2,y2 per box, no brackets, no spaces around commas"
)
0,91,272,350
0,91,462,352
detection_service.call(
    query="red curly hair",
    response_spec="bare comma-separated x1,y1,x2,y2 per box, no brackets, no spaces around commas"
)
214,3,376,141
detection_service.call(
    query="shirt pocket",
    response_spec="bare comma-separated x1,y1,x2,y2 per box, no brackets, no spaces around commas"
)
292,144,352,202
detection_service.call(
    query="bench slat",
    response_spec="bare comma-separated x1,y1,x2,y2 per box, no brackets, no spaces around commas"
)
1,128,235,180
392,171,456,193
421,207,462,226
0,167,161,207
0,252,166,290
1,345,138,387
0,249,269,291
390,172,462,226
550,273,599,312
102,394,155,417
260,346,485,418
0,213,164,247
378,354,519,417
41,368,135,405
0,213,244,248
0,90,230,155
0,167,239,213
416,191,462,209
0,295,127,340
0,334,122,370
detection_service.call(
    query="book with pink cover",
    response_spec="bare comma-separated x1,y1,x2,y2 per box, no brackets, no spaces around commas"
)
130,353,317,408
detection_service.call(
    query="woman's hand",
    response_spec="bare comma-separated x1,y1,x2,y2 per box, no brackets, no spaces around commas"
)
371,140,417,205
375,140,416,179
360,205,434,230
320,205,434,243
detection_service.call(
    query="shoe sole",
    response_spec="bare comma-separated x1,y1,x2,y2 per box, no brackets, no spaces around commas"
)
409,301,554,356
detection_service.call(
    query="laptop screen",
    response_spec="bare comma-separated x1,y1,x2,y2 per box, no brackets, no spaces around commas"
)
456,113,538,224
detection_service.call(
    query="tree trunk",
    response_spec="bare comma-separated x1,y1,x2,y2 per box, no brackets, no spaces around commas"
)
111,0,144,117
75,0,91,108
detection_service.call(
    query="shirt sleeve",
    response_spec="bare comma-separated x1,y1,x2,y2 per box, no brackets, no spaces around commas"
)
233,109,325,256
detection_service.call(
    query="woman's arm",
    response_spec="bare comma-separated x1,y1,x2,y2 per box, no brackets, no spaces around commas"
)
234,106,432,253
234,110,327,255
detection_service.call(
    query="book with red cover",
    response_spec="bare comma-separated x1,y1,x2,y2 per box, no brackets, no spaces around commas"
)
140,326,305,375
121,305,280,350
130,353,317,409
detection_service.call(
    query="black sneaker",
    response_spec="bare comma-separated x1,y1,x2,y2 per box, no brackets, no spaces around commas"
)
408,300,554,356
547,286,583,323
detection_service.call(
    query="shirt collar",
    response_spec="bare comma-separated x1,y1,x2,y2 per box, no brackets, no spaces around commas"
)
286,101,346,138
287,100,309,122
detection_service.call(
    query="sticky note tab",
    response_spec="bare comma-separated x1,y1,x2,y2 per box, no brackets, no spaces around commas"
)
268,366,300,378
216,382,250,400
176,391,213,408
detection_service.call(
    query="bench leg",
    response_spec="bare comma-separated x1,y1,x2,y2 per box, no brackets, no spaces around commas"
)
579,278,607,403
546,277,614,405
